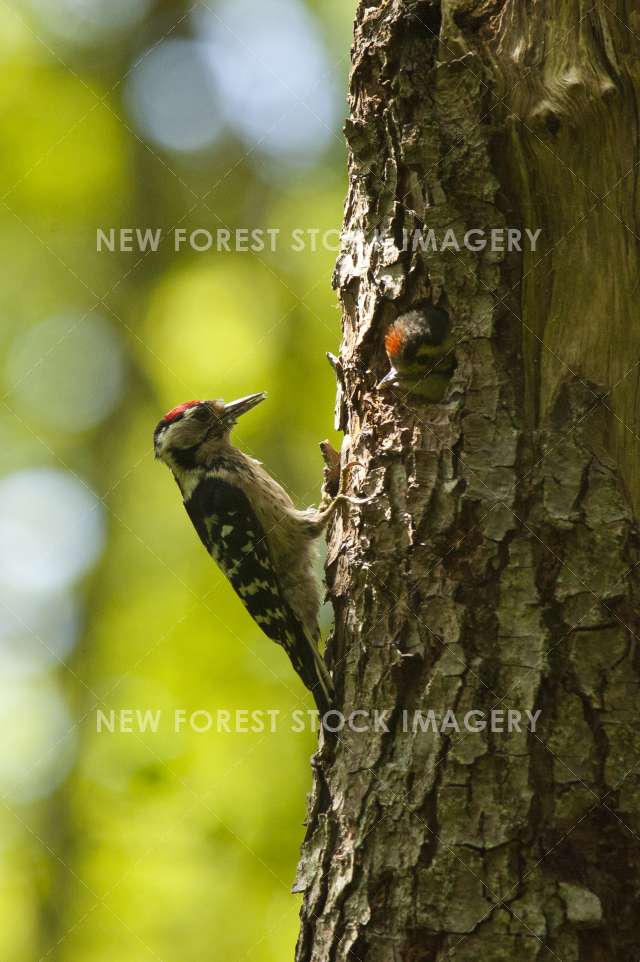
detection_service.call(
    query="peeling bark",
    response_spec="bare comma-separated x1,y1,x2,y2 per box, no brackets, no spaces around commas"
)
295,2,640,960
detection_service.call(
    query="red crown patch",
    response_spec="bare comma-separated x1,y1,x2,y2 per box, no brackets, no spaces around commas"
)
162,400,202,423
384,326,404,359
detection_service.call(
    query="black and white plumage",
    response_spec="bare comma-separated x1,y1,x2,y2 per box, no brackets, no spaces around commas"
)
154,392,349,715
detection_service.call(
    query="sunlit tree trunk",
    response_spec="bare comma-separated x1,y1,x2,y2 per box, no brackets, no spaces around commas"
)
295,2,640,960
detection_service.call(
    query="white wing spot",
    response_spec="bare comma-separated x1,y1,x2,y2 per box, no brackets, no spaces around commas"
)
237,579,270,597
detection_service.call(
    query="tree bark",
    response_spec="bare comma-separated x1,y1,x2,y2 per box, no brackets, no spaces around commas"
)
295,2,640,960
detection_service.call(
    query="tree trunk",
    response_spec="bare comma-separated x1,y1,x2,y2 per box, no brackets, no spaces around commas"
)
295,2,640,960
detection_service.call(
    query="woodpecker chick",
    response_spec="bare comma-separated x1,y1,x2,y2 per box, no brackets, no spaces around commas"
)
154,393,354,715
380,302,456,401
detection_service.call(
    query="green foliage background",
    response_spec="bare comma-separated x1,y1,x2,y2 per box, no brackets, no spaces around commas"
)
0,1,356,959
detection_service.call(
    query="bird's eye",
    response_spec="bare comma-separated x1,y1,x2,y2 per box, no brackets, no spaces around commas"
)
192,407,210,421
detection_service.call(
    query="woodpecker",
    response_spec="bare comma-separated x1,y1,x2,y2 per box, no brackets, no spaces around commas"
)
379,302,456,401
154,393,355,715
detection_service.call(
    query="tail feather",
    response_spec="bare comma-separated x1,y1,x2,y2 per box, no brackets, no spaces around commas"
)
286,624,334,717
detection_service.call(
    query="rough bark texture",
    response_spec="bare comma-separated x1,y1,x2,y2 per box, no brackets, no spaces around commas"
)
295,2,640,961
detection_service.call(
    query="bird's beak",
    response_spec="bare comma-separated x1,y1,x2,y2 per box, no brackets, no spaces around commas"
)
377,367,398,389
223,392,267,420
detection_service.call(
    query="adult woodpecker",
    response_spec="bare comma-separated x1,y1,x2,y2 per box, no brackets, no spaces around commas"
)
379,301,456,401
154,393,355,715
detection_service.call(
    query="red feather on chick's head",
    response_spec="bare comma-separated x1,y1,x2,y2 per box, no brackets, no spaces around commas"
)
384,324,405,360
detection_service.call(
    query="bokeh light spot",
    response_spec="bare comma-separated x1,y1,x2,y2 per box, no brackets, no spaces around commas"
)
0,587,78,679
5,313,126,432
141,260,279,400
124,39,223,155
196,0,336,166
0,679,77,802
0,468,105,593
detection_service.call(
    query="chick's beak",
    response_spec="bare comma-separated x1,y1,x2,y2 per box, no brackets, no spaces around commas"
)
223,392,267,420
377,367,398,389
